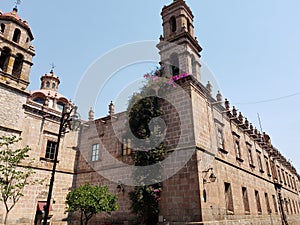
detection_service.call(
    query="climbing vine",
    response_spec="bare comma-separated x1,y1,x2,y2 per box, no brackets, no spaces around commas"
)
127,68,167,225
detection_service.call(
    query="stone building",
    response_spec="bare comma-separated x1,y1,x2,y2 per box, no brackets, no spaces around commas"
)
0,7,78,225
76,1,300,225
0,1,299,225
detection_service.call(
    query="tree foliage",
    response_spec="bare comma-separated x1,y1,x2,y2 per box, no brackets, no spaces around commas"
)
66,183,118,225
129,185,162,225
127,68,167,225
0,136,40,225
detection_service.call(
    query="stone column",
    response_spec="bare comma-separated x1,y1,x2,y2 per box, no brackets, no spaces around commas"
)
6,56,15,75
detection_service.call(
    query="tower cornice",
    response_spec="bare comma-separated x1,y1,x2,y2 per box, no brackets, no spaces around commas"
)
0,13,34,40
162,0,194,20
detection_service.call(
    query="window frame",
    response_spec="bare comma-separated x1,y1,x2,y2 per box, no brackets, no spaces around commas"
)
265,192,271,214
247,143,255,167
45,140,57,160
264,156,271,176
0,23,5,33
255,190,262,214
217,128,225,150
256,150,264,173
170,16,177,33
224,182,234,213
277,166,282,183
272,194,278,214
122,138,132,156
232,132,243,162
12,28,21,43
91,143,99,161
242,187,250,214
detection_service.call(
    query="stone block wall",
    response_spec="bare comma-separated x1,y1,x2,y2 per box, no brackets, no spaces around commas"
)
0,84,26,134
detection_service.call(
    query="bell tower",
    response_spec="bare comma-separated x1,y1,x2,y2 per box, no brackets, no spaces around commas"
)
0,6,35,91
157,0,202,80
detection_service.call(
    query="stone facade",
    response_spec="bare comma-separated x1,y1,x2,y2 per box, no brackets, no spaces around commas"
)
0,8,78,225
0,7,35,90
75,1,300,225
0,1,299,225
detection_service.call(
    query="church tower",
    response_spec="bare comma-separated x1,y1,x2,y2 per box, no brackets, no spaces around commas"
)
0,6,35,91
157,0,202,80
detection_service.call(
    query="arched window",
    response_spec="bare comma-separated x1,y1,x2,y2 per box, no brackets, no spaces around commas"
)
12,53,24,78
187,19,191,33
33,97,45,105
170,53,179,76
0,47,11,72
52,83,55,89
170,16,177,33
0,23,5,33
57,101,65,111
12,28,21,43
46,81,50,88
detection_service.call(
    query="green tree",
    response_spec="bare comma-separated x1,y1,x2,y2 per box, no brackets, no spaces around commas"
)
66,183,118,225
0,136,40,225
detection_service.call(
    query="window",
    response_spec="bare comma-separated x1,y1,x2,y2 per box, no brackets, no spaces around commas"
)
292,177,296,190
288,199,292,214
122,138,132,156
0,23,5,33
52,83,55,89
46,81,50,88
170,16,177,32
45,140,57,160
247,145,254,166
12,53,23,78
272,195,278,213
284,198,289,214
170,53,179,76
292,200,296,215
57,102,65,111
33,97,45,105
265,193,271,214
290,175,294,189
235,140,242,158
264,156,271,175
242,187,250,213
224,182,234,213
255,190,262,213
0,47,11,72
233,133,242,160
281,169,287,184
277,166,282,183
217,128,224,150
286,172,290,187
12,28,21,43
91,144,99,161
187,19,191,33
257,151,263,172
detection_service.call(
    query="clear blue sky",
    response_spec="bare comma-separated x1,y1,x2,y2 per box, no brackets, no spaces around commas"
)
1,0,299,172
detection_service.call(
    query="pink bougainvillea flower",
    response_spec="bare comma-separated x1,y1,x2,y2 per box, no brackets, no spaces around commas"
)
152,76,159,81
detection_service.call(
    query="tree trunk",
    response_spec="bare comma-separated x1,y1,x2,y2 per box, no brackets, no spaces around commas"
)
84,213,92,225
80,211,84,225
4,210,9,225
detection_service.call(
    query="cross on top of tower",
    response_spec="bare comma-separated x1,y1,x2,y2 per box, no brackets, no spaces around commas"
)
50,63,56,73
14,0,21,11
